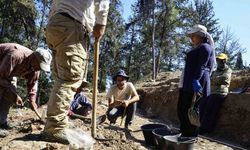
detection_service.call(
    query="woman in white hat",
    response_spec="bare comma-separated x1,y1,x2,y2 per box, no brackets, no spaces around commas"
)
177,24,216,137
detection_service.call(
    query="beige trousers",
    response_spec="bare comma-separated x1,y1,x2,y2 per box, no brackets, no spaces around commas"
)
44,13,88,134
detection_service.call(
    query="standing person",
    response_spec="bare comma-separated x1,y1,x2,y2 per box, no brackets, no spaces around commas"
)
106,69,140,129
0,43,51,137
200,53,232,133
177,24,215,137
43,0,110,143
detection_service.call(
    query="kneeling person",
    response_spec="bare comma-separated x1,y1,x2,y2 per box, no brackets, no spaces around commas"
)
69,92,92,117
106,69,140,128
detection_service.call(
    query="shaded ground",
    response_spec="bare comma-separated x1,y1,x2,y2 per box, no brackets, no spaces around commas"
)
0,94,233,150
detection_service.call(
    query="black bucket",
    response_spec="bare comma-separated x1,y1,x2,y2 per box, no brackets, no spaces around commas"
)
141,123,167,146
163,135,196,150
152,127,180,150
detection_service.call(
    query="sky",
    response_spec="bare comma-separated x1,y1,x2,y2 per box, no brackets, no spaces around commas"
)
121,0,250,66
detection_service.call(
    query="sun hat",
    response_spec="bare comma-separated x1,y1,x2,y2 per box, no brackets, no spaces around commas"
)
187,24,208,37
187,24,217,72
113,69,129,81
216,53,228,61
34,48,52,72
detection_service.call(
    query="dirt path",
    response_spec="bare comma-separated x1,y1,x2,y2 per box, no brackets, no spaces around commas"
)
0,101,233,150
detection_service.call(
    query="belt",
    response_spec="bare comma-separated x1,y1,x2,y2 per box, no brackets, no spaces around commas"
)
58,12,81,24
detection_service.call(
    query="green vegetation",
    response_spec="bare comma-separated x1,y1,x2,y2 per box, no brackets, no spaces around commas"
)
0,0,247,97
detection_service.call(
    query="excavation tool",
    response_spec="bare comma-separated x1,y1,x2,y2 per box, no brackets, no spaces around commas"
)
69,112,106,125
120,106,127,126
92,37,100,137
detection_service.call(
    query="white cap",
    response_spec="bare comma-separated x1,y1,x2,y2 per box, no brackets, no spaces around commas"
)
187,24,208,37
34,48,52,72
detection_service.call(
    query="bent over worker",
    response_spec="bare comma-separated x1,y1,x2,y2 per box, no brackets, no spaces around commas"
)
0,43,51,137
43,0,110,144
106,69,140,129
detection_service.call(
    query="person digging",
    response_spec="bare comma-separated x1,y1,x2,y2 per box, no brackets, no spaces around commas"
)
106,69,140,130
0,43,52,138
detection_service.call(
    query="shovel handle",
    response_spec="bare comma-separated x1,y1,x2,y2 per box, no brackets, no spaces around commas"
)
120,107,127,126
34,109,42,120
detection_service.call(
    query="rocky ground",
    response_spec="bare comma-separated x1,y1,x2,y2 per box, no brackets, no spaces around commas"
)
2,70,249,150
0,95,233,150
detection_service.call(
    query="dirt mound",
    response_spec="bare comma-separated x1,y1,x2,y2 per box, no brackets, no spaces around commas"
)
137,70,250,149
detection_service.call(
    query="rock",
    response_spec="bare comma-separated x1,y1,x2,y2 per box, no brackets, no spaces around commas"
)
120,132,126,142
0,129,9,137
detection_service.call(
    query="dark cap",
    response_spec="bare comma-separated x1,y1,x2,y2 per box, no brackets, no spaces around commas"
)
113,69,129,81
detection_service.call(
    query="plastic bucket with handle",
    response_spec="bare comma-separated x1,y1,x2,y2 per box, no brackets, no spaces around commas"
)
141,123,167,146
152,127,180,150
163,134,196,150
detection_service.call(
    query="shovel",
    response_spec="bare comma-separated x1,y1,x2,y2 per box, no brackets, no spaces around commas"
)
188,93,201,127
69,112,106,125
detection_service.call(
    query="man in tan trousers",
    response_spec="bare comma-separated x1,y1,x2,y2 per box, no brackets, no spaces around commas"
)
43,0,110,143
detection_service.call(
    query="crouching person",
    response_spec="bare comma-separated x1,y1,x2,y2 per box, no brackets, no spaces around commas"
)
69,92,92,117
106,69,140,129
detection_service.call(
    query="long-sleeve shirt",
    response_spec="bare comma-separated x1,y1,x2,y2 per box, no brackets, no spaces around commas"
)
70,92,92,112
211,65,232,96
0,43,40,103
49,0,110,32
182,43,214,96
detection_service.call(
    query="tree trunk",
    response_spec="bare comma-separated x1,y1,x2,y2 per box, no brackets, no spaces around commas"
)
127,24,135,74
151,0,156,81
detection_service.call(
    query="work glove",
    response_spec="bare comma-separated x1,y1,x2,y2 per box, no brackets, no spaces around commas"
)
192,80,203,94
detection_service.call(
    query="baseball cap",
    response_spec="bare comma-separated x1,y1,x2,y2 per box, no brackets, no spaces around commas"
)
34,48,52,72
216,53,228,61
187,24,208,37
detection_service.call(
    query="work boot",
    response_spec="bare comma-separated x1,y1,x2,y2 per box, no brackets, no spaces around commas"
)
0,129,10,138
41,130,69,144
125,122,132,131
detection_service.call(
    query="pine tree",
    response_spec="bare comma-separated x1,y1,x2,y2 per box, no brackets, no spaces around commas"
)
234,52,244,70
216,27,246,68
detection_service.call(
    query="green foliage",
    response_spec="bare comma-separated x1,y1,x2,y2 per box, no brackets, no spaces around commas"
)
87,0,125,91
234,52,244,70
183,0,222,42
1,0,247,93
37,71,52,105
0,0,52,107
0,0,37,48
216,27,246,68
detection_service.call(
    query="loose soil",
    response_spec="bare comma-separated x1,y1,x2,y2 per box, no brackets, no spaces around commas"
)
0,92,233,150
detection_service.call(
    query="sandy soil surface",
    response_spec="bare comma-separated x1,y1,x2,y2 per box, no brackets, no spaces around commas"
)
0,93,233,150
